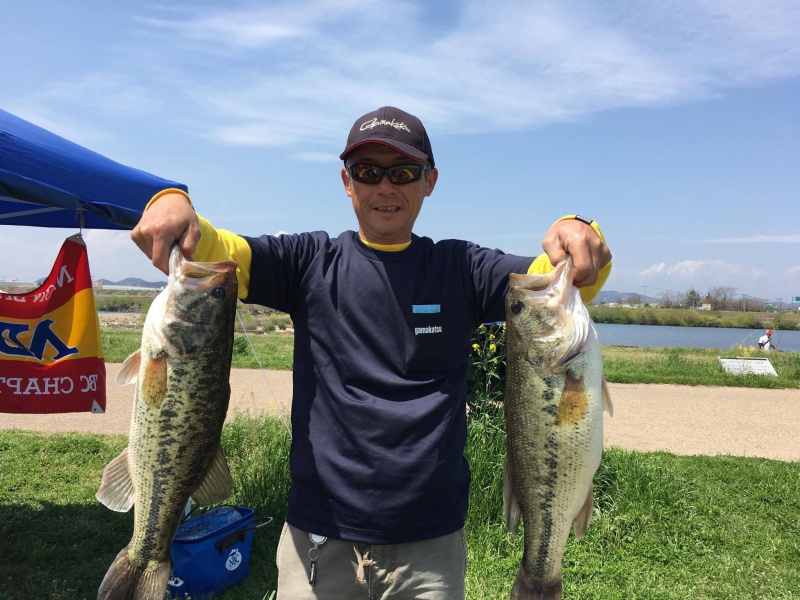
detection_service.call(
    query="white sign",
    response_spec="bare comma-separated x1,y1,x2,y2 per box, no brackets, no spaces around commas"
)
718,357,778,377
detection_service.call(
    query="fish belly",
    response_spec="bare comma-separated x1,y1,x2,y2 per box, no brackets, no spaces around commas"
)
505,345,603,596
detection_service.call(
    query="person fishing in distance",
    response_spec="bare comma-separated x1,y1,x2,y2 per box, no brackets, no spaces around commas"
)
758,329,776,351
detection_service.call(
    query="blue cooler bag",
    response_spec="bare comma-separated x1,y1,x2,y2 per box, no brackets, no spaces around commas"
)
167,505,272,598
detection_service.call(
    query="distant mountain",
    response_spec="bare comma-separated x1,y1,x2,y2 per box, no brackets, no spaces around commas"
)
99,277,167,289
592,290,660,305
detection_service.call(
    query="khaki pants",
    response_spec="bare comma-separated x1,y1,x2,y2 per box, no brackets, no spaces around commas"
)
275,523,467,599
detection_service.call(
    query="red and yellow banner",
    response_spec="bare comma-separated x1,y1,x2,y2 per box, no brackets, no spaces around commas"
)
0,234,106,413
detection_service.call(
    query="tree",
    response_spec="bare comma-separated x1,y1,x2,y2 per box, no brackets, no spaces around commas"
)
627,293,643,305
708,286,737,310
685,289,701,309
659,289,679,308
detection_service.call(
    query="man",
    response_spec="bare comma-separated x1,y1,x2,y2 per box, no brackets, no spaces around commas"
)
132,106,612,599
758,329,775,351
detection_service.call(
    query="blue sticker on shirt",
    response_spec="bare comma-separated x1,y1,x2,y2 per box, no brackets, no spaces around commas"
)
412,304,441,314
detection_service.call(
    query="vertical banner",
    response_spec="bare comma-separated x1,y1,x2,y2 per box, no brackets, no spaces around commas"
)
0,234,105,413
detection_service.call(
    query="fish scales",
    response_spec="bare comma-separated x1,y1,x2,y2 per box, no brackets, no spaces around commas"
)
503,256,612,600
95,245,238,600
128,357,230,560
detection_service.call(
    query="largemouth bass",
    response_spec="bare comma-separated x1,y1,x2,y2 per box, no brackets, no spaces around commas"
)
95,245,238,600
503,256,612,600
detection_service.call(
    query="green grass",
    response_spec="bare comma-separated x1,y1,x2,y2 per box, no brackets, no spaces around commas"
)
601,346,800,388
99,329,143,363
466,405,800,599
2,415,798,599
100,329,294,370
0,419,291,600
590,306,800,331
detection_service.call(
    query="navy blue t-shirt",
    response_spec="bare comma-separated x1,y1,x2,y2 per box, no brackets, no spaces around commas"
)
244,230,533,544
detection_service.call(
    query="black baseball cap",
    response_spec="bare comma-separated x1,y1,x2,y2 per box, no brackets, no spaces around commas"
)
340,106,435,167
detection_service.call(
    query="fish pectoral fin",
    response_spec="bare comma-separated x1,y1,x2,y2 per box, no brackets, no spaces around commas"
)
572,484,594,541
116,349,142,386
503,460,521,535
95,447,135,512
141,357,168,409
556,374,588,426
191,445,234,506
602,376,614,416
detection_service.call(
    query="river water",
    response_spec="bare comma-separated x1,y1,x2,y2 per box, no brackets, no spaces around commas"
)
594,323,800,352
99,311,799,352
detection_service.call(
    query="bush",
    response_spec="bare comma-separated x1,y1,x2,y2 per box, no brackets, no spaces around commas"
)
467,323,506,419
232,335,250,356
733,313,763,329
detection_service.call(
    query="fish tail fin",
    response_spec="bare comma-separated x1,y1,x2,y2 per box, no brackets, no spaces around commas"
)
503,460,521,534
97,546,170,600
510,566,562,600
572,484,594,541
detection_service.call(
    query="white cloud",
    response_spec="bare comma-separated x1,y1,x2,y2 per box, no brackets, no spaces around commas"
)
640,262,666,276
627,259,774,296
705,233,800,243
639,259,766,280
11,1,800,155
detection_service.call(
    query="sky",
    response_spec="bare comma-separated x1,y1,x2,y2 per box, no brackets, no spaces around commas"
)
1,0,799,306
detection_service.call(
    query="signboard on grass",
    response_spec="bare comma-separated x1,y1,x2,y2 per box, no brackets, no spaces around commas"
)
718,357,778,377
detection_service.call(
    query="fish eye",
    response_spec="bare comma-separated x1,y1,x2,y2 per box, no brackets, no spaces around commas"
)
211,287,226,300
510,300,523,314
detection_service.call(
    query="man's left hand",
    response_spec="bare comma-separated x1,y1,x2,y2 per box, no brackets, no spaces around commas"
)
542,219,612,288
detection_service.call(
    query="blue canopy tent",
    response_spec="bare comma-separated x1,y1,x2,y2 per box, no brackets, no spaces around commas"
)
0,109,187,230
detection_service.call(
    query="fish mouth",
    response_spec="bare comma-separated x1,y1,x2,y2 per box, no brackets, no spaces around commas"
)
165,244,237,295
179,266,237,294
509,255,575,301
167,244,237,287
506,256,585,367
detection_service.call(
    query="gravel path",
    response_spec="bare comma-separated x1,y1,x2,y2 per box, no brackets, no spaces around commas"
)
2,364,798,462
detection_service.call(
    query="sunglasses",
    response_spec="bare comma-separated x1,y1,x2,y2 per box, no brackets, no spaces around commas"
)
347,163,428,185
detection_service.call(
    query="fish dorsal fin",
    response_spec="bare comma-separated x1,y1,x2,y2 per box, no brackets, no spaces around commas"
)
95,447,136,513
602,376,614,416
116,349,142,386
140,357,168,409
502,460,521,535
191,445,234,506
572,483,594,540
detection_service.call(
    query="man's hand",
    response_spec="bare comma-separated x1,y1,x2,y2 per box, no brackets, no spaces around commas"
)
131,193,201,275
542,219,612,288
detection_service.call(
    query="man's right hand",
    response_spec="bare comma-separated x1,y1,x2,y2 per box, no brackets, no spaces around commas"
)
131,192,201,275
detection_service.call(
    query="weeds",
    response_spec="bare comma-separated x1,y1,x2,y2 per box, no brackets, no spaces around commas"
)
591,306,800,331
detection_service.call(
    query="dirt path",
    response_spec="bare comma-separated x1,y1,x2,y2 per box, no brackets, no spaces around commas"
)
2,364,798,462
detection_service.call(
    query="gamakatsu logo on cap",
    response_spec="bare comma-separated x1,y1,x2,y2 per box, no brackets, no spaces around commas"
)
360,118,411,133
